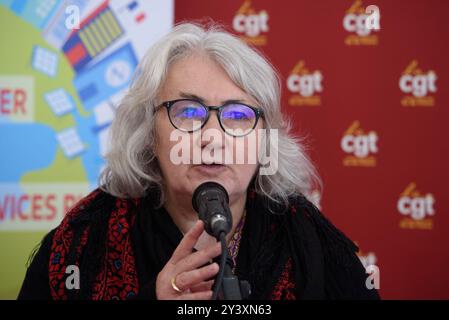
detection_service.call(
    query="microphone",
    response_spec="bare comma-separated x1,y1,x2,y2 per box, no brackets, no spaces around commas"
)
192,181,233,239
192,181,250,300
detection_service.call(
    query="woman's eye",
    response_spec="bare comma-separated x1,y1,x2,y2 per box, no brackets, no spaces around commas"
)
224,111,248,120
180,107,200,118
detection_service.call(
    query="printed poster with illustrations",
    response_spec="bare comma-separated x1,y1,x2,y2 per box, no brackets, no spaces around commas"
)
0,0,173,298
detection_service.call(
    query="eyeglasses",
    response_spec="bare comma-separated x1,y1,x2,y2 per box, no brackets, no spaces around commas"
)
157,99,264,137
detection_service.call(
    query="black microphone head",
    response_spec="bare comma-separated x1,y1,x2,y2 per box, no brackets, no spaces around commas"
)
192,181,232,238
192,181,229,212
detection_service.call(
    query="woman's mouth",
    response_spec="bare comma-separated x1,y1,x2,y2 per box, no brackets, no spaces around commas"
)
193,163,228,175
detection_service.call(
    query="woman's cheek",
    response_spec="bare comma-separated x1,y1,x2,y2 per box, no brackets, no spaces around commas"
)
229,164,255,187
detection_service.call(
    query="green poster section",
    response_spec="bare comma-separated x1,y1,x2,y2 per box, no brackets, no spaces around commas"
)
0,7,88,299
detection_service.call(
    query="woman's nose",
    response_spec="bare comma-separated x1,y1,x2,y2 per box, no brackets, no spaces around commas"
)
202,110,222,132
198,110,225,149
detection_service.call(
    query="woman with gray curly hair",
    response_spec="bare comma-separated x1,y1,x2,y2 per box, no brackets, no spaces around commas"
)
19,22,379,300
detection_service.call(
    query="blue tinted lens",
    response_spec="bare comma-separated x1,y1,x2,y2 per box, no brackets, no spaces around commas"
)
221,104,257,136
173,102,206,119
221,104,255,121
170,100,207,131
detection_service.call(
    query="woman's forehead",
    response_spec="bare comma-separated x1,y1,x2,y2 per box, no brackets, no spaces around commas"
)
159,55,257,105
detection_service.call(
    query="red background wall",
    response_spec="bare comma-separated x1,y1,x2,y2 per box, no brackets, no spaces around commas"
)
175,0,449,299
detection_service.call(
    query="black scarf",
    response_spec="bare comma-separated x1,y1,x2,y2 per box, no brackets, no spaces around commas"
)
131,188,380,300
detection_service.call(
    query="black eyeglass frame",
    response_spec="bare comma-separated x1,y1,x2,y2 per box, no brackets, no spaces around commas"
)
157,98,264,137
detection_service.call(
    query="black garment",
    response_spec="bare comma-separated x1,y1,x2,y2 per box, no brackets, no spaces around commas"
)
18,188,380,300
17,229,56,300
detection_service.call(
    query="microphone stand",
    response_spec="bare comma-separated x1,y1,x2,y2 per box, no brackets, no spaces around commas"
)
212,232,251,300
192,181,250,300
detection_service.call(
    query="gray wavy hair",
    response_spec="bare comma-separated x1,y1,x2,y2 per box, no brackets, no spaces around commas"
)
100,22,321,208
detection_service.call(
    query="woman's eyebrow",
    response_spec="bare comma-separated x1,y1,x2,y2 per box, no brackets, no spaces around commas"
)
179,91,248,105
179,92,205,103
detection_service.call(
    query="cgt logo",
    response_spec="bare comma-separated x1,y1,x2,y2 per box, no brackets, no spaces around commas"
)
341,121,378,167
287,60,323,107
399,60,437,107
232,0,269,46
398,182,435,230
343,0,380,46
